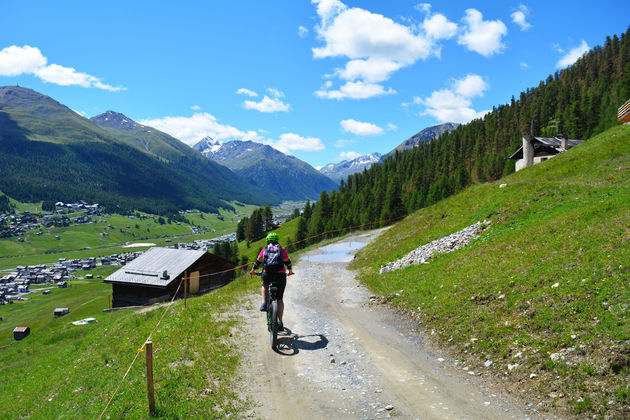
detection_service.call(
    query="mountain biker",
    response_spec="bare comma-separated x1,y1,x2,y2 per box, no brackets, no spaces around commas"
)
250,232,294,330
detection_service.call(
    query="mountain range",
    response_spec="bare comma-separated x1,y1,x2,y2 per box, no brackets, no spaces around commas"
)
319,153,383,183
387,122,460,156
0,86,268,214
193,138,337,200
318,123,459,183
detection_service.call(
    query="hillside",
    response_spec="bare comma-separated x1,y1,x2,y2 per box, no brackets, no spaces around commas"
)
0,87,268,214
350,125,630,418
297,27,630,235
194,139,337,200
90,110,196,162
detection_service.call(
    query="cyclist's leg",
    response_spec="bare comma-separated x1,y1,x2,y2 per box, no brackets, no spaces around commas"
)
278,299,284,321
275,273,287,321
261,273,269,308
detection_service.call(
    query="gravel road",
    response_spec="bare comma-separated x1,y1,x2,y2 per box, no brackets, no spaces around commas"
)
239,230,536,419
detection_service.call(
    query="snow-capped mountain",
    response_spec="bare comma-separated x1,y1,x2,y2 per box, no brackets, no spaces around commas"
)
192,136,223,156
319,153,383,183
193,139,337,200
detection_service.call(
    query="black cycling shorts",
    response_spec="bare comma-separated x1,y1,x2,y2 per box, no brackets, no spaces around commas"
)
262,271,287,300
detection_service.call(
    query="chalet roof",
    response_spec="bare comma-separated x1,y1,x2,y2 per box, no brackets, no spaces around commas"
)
509,137,584,160
13,327,29,333
104,247,207,288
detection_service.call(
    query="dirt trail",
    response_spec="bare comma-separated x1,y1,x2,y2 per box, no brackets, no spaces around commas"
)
239,230,537,419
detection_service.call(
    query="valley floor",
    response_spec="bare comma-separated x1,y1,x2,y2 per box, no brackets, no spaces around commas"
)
238,232,542,419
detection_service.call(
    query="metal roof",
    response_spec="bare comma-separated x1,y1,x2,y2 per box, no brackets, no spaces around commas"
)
509,137,584,159
104,247,207,288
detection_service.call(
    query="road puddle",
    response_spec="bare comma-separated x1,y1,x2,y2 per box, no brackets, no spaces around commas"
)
303,240,367,263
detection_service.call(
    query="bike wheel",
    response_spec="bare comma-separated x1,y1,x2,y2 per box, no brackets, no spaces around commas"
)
270,300,278,350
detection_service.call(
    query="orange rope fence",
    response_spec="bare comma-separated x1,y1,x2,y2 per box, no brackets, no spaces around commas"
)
98,277,185,420
98,212,407,416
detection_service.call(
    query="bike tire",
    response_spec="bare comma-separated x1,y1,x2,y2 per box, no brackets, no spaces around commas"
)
270,300,279,350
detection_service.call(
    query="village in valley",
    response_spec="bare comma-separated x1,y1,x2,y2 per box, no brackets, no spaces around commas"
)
0,197,259,328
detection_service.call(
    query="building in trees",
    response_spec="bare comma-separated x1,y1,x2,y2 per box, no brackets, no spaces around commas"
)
509,134,584,172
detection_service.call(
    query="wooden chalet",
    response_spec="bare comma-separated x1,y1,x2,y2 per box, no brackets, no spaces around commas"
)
619,98,630,123
104,247,235,308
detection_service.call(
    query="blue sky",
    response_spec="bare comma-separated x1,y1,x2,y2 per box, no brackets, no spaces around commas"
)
1,1,627,168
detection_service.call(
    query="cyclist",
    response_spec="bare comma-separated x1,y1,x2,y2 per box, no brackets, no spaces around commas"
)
250,232,294,330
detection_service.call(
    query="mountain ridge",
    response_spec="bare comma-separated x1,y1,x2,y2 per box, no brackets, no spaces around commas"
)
194,138,337,200
319,153,383,183
0,86,269,213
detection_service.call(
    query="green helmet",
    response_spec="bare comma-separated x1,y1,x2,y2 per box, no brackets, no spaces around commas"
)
266,232,279,243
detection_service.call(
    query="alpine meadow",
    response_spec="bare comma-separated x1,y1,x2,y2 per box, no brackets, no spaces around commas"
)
0,2,628,419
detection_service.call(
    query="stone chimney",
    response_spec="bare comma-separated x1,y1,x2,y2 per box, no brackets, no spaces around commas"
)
522,134,534,168
559,134,569,150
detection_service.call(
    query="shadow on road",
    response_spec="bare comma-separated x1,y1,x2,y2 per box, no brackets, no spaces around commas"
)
275,328,328,356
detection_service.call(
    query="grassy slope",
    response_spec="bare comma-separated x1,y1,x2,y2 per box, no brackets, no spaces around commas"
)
351,125,630,416
0,271,257,418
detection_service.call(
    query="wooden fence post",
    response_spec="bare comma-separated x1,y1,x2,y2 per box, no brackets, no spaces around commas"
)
145,340,156,416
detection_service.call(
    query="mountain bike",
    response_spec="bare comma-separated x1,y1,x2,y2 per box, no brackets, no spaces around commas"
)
254,272,282,350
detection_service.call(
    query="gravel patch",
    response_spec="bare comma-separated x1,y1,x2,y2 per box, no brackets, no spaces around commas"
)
379,221,491,274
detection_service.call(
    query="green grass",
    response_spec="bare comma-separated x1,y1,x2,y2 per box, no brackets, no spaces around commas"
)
0,203,260,270
351,124,630,417
0,272,258,418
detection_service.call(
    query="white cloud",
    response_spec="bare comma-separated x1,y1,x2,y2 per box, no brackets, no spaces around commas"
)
267,132,325,154
452,74,488,97
240,88,290,113
423,13,458,40
458,9,507,57
266,88,285,98
0,45,124,91
0,45,46,76
520,61,529,68
556,40,590,69
336,151,361,162
298,26,309,37
190,105,201,111
417,73,490,124
312,0,452,99
414,3,432,14
313,6,435,64
511,4,531,31
340,119,384,136
236,88,258,97
315,80,396,100
334,139,356,148
313,0,347,28
139,112,260,146
387,123,398,131
336,58,403,83
244,95,290,113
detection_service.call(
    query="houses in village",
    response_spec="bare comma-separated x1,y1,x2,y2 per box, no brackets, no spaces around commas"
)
0,201,103,239
0,252,141,304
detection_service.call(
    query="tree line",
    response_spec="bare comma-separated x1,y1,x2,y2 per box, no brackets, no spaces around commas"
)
286,27,630,250
236,205,275,242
